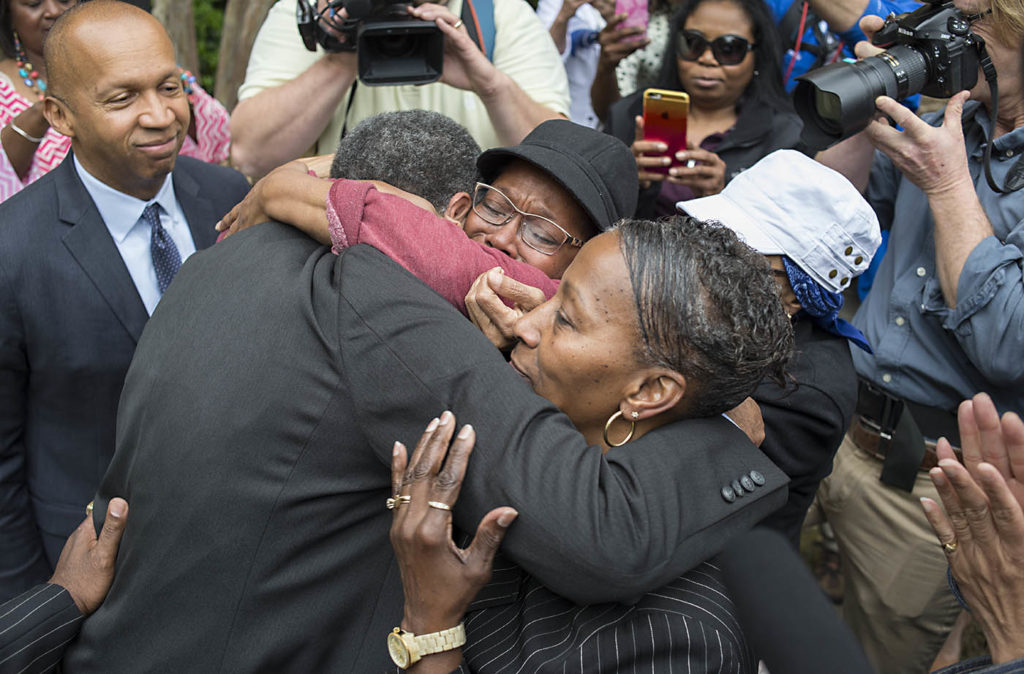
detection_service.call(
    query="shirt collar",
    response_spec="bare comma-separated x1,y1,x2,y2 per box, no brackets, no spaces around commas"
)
73,154,177,244
964,99,1024,156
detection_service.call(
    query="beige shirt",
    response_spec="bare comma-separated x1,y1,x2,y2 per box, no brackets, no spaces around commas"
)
238,0,570,152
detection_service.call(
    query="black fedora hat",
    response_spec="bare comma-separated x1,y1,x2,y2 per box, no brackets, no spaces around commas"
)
476,120,638,232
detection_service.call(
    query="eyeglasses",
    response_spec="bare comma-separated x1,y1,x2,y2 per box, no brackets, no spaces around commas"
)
676,30,755,66
471,183,583,256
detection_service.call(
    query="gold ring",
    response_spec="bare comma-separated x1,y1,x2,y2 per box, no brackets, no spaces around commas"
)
428,501,452,511
453,19,464,29
387,495,411,510
86,501,94,517
943,541,958,554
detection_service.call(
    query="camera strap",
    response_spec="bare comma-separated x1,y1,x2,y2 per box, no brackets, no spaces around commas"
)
779,1,841,74
977,45,1024,194
460,0,496,62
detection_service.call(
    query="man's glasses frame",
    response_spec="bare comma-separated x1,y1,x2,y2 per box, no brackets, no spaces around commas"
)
471,182,583,256
676,30,755,66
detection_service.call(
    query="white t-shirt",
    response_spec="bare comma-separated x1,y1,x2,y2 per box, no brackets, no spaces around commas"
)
238,0,570,152
534,0,604,128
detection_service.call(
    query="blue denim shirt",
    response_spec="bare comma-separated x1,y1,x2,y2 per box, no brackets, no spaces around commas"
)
934,656,1024,673
852,101,1024,415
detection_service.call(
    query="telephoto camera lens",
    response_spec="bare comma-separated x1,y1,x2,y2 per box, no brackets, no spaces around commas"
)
794,45,929,150
792,1,982,150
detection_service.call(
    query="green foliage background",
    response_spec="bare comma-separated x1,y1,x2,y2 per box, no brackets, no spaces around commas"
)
194,0,227,92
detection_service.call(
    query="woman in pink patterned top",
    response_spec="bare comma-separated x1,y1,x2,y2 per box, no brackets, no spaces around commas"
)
0,0,230,203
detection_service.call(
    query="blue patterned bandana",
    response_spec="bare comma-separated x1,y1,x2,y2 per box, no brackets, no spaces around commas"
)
782,256,872,353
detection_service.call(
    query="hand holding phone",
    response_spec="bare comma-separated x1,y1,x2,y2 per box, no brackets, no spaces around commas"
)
614,0,648,39
642,88,689,176
632,116,670,187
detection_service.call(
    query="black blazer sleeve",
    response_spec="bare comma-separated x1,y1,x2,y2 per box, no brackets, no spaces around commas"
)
0,583,83,673
337,245,788,604
0,225,52,601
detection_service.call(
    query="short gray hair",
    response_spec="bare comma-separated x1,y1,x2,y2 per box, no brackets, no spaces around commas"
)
617,216,793,417
330,110,481,212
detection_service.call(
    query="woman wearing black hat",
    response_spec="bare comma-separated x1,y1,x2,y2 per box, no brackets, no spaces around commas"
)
218,119,638,281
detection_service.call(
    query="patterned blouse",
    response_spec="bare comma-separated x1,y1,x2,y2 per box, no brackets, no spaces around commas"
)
0,71,231,203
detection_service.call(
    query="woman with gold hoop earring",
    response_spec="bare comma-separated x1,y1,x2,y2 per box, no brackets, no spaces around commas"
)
384,216,793,672
603,409,639,448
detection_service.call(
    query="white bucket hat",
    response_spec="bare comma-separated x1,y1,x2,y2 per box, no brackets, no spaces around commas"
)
678,150,882,294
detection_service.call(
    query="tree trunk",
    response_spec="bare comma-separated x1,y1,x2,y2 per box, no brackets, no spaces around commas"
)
215,0,277,111
152,0,201,76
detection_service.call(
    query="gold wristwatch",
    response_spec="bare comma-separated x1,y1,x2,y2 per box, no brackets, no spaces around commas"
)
387,622,466,668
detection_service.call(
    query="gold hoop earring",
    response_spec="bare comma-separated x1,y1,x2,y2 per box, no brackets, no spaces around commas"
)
603,410,637,448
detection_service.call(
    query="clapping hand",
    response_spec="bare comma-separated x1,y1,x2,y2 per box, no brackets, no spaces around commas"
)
921,393,1024,664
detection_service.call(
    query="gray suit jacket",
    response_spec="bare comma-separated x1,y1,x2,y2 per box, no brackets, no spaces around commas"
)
67,224,786,672
0,155,249,601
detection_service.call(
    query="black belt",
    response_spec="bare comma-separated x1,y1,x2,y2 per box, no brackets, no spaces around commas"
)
855,379,960,445
854,378,961,491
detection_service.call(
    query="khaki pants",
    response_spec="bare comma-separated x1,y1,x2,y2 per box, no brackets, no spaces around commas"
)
816,432,961,674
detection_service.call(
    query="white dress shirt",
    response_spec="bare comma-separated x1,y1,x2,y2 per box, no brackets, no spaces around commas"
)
74,155,196,315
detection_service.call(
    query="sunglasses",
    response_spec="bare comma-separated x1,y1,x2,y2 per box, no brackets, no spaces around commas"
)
676,30,755,66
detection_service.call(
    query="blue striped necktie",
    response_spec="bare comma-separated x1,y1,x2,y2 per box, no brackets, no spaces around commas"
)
143,203,182,294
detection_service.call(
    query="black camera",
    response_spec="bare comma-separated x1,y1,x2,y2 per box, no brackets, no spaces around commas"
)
793,1,984,149
296,0,444,86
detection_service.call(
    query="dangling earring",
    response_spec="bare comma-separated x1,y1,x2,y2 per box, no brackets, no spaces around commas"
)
14,31,46,100
603,410,639,448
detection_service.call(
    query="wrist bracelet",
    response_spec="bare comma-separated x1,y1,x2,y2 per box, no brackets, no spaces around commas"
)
8,121,44,144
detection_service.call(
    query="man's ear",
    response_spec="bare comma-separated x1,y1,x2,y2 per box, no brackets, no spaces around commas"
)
444,191,472,228
44,96,74,138
624,371,688,420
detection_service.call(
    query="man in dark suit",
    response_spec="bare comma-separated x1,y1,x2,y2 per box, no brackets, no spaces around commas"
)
0,0,248,600
65,219,788,671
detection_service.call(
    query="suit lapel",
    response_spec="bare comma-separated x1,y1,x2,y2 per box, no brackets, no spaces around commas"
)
57,158,150,344
174,162,220,251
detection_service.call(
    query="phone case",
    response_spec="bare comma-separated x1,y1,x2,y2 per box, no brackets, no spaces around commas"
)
615,0,649,40
642,88,689,176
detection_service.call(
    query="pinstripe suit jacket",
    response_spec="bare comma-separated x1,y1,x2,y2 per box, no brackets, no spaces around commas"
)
444,558,755,673
0,584,82,673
